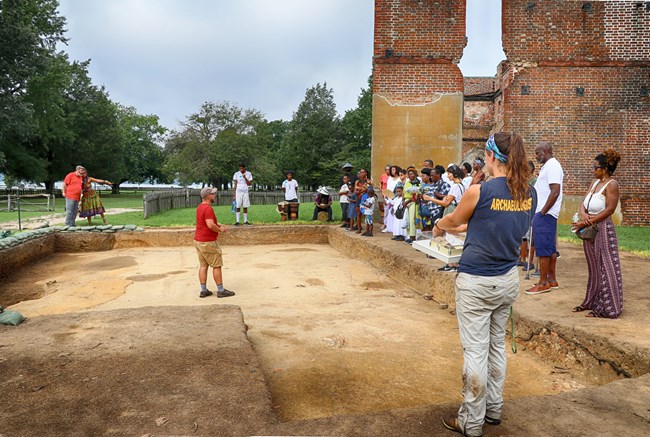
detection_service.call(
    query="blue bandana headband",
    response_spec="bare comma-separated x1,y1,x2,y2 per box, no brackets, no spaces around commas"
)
486,135,508,163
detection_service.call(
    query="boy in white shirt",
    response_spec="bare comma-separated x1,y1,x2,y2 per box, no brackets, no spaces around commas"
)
282,171,299,202
339,174,351,228
232,162,253,225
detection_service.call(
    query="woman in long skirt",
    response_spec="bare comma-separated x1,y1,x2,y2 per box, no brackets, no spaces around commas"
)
78,169,113,225
571,149,623,318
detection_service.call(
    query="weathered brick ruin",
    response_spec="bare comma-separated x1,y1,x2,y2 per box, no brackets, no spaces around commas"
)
373,0,650,224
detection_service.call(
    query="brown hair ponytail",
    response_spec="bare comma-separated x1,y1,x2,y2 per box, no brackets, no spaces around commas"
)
493,132,531,203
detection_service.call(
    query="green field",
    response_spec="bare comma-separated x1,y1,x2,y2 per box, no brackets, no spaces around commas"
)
1,193,648,257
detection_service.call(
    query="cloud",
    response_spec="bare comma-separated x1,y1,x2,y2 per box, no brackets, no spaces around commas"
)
57,0,504,129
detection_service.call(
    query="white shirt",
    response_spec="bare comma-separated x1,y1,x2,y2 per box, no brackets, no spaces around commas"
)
387,176,400,193
462,176,472,190
282,179,298,200
363,196,375,215
448,182,465,205
339,184,350,203
534,157,564,218
233,170,252,193
583,180,612,215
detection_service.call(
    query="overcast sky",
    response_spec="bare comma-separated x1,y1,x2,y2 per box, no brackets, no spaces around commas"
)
57,0,504,131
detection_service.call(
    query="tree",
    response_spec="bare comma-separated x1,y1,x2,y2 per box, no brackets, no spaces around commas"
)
279,82,341,190
164,101,268,189
0,0,67,159
113,105,167,192
338,74,372,174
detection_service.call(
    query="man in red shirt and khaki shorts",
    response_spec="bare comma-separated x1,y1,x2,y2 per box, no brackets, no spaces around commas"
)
195,187,235,298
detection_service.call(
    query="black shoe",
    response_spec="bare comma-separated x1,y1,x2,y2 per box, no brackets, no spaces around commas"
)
340,223,348,228
438,265,456,272
484,416,501,426
244,221,252,225
404,238,413,244
362,232,373,237
391,235,404,241
234,222,241,226
217,289,236,298
199,290,213,298
556,251,561,259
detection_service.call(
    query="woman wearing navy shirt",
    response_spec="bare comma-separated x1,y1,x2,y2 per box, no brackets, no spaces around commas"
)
435,132,537,437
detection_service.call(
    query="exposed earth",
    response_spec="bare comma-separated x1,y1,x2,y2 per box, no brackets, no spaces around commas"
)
1,227,649,436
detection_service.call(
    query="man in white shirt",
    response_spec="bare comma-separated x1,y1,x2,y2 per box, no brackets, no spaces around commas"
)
282,171,299,202
526,142,564,295
232,162,253,225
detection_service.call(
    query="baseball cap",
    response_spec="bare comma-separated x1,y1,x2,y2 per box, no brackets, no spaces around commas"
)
200,187,217,198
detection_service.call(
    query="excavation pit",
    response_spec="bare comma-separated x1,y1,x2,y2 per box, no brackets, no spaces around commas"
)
1,226,649,435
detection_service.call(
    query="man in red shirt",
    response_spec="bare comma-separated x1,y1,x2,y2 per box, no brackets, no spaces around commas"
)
62,165,85,226
195,187,235,298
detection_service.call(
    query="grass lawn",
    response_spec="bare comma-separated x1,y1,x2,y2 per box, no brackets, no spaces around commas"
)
558,224,650,258
2,193,648,258
107,203,345,227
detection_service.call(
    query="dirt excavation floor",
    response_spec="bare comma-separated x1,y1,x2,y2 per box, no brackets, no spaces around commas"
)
1,227,650,436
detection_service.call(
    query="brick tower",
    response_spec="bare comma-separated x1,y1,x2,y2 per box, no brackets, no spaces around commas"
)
499,0,650,224
372,0,467,181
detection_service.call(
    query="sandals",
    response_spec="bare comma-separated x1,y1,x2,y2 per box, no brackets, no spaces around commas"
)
585,312,598,318
572,306,586,313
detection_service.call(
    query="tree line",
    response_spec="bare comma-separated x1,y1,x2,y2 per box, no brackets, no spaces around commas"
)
0,0,371,194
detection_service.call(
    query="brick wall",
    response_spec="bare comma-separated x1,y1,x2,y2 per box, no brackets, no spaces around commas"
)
374,63,464,102
500,0,650,225
372,0,467,180
503,0,650,63
464,77,497,95
374,0,466,63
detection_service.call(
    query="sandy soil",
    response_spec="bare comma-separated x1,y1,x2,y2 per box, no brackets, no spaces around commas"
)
1,231,649,436
6,244,592,423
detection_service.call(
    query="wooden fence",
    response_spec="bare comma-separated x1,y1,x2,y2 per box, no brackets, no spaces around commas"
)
143,190,339,218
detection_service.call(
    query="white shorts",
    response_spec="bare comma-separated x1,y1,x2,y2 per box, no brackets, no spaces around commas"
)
235,191,250,208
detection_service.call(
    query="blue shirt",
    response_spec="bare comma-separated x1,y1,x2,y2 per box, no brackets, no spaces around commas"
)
459,177,537,276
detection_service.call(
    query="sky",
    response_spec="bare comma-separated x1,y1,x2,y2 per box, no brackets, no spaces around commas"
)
57,0,504,131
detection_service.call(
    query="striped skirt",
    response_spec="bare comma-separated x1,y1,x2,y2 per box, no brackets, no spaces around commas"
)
581,218,623,318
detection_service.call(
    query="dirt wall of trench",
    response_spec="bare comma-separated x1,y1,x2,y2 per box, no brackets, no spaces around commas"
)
2,226,649,381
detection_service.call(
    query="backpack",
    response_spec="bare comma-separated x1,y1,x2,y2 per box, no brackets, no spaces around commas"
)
394,203,406,219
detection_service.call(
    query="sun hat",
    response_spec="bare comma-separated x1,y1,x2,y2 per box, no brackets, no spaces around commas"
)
317,186,330,195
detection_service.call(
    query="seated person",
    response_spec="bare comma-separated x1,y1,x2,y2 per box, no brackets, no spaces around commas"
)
312,187,333,221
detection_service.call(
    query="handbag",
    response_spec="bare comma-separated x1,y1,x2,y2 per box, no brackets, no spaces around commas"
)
394,204,405,219
576,224,598,241
418,202,432,218
576,193,599,242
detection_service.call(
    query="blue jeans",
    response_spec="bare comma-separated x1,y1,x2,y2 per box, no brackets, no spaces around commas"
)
65,198,79,226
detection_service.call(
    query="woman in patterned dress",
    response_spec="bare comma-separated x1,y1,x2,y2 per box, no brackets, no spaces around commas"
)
78,169,112,225
571,149,623,318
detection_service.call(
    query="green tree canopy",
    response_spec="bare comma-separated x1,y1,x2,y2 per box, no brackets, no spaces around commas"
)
164,101,271,189
278,82,341,190
339,74,372,175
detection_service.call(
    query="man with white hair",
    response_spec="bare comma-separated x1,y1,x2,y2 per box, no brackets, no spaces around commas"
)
62,165,85,227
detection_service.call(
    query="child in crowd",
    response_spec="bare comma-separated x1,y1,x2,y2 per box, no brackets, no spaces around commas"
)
390,185,408,241
362,187,376,237
347,186,358,231
339,174,351,228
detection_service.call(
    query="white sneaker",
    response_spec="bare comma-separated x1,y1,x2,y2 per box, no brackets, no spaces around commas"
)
381,228,391,233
